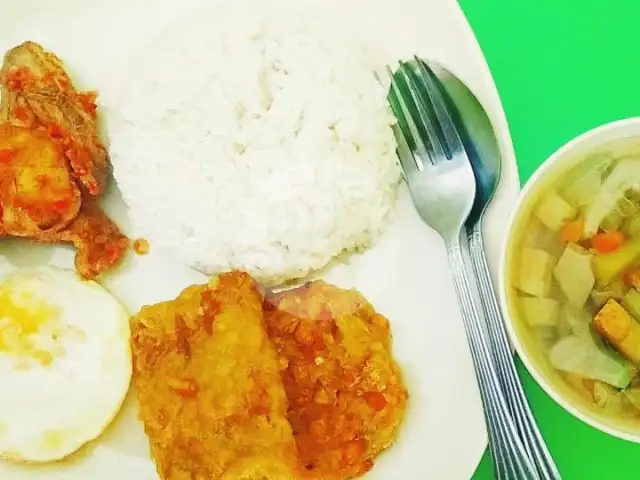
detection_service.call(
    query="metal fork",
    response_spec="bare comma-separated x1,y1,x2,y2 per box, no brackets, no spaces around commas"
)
387,59,540,480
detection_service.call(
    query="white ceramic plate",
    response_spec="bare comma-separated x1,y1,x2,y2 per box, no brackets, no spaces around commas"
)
0,0,519,478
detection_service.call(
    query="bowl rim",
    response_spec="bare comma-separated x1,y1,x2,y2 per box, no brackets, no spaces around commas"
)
499,116,640,444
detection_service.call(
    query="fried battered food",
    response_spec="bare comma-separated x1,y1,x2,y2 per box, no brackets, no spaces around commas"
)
130,272,301,480
0,41,127,278
131,273,408,480
265,282,408,480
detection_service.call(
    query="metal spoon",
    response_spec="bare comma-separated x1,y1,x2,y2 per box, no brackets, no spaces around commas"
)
429,62,561,479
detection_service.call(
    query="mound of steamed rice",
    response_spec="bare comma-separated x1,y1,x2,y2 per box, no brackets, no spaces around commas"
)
105,0,400,285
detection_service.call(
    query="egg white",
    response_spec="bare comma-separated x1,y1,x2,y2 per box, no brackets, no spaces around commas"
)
0,266,132,463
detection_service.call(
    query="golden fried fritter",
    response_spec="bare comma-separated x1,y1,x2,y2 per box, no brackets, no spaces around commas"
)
265,282,408,480
130,272,301,480
0,42,127,278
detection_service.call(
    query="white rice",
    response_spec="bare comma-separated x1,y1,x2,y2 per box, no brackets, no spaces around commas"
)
106,0,400,285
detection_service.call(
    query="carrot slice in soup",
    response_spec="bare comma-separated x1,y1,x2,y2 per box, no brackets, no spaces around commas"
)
560,218,583,243
592,231,626,253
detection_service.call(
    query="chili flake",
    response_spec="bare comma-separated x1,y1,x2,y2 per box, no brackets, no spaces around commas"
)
363,391,387,412
0,149,16,164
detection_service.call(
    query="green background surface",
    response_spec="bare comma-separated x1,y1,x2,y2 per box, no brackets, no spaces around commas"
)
458,1,640,479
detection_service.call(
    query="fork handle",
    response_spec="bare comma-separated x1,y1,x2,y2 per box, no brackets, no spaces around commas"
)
446,237,540,480
468,224,561,480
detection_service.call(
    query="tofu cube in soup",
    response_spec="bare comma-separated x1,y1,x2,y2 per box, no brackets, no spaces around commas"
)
593,299,640,365
553,244,595,307
520,297,560,327
516,248,555,297
534,191,578,232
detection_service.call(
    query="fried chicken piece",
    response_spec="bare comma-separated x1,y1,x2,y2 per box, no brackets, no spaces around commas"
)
1,41,108,194
0,42,127,278
0,124,81,235
130,272,301,480
54,200,130,279
265,282,408,480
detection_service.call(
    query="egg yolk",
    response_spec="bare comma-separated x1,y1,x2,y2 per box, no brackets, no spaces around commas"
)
0,286,61,366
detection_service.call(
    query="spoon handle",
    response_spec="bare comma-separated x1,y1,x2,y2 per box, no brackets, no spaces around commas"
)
468,222,561,480
447,235,540,480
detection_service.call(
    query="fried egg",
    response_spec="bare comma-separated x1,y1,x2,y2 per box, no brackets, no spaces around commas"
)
0,266,132,463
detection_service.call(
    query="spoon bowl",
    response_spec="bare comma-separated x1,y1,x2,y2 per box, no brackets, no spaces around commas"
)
428,62,502,223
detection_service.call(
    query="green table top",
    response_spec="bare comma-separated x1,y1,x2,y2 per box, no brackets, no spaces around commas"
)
458,0,640,478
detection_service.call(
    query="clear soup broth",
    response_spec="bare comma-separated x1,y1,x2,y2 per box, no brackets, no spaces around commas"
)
506,139,640,434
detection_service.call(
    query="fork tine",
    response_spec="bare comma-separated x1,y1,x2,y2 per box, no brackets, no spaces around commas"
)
391,123,415,180
397,61,447,165
386,65,428,171
386,68,420,177
413,57,465,160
